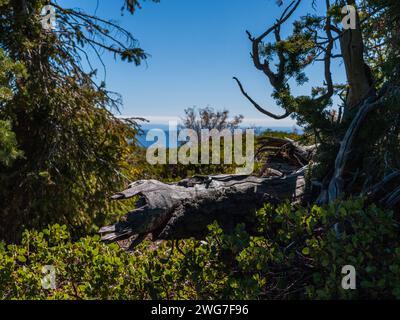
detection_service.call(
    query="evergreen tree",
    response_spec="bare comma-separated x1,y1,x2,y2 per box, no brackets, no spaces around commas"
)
0,0,156,241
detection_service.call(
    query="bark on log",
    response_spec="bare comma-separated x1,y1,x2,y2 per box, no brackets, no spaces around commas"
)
256,136,316,176
100,167,308,247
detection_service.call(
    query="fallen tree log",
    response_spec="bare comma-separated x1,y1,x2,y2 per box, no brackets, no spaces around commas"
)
256,136,316,176
100,167,308,248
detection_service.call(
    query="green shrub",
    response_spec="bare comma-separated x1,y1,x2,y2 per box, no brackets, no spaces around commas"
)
0,199,399,300
241,199,400,299
0,120,23,167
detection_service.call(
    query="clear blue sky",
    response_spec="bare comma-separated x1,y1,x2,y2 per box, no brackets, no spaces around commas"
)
58,0,345,127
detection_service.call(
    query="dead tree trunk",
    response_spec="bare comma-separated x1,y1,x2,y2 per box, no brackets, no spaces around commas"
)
100,167,308,247
100,138,313,248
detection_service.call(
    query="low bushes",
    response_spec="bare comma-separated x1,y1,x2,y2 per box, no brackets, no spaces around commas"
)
1,199,399,299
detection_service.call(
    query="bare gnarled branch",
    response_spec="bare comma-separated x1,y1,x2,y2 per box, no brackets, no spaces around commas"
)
233,77,292,120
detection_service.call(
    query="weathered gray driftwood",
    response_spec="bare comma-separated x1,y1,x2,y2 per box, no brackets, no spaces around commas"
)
100,167,307,247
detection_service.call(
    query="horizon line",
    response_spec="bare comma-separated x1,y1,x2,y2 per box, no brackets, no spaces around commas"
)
117,115,298,127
